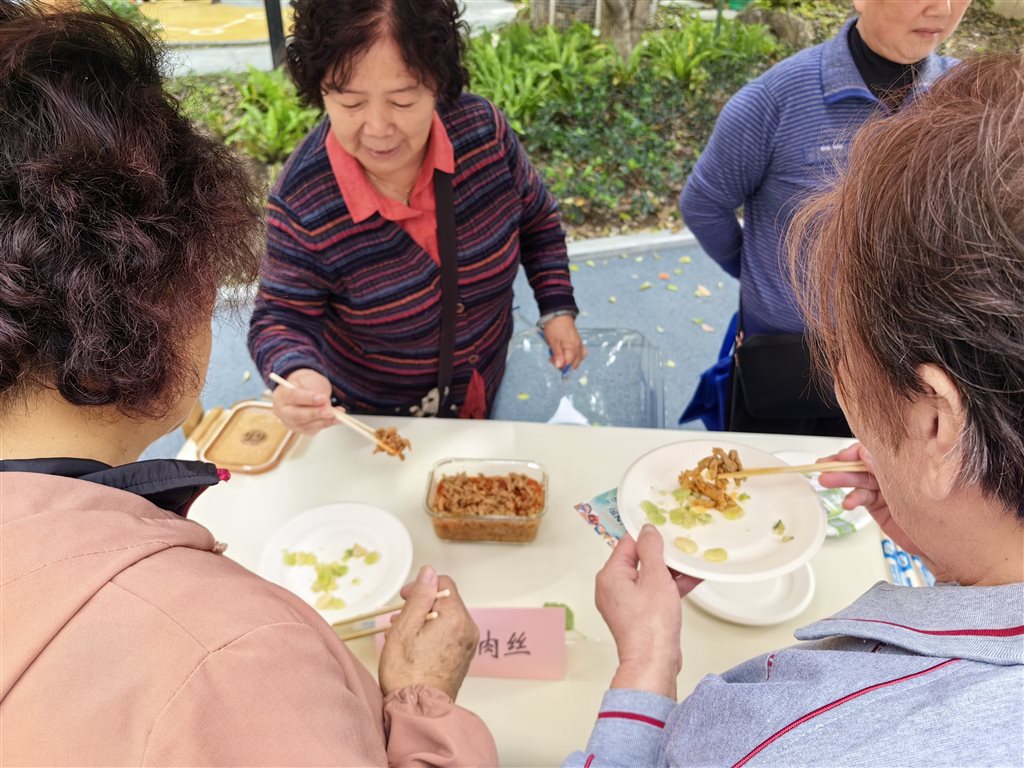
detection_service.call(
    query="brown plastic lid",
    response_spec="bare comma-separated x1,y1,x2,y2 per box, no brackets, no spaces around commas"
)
196,400,296,474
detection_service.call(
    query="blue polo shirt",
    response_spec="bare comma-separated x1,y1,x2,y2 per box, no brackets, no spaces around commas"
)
679,19,957,335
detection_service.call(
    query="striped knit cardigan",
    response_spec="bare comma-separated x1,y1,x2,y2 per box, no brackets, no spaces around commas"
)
248,93,578,416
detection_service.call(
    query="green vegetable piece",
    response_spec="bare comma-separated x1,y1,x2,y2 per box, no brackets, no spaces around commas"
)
364,551,381,565
314,594,346,610
669,507,687,526
772,519,786,536
282,551,297,566
703,547,728,562
673,536,698,554
351,578,362,586
721,506,745,521
282,550,318,567
642,500,667,525
738,492,751,502
543,601,575,631
781,535,794,543
696,511,713,525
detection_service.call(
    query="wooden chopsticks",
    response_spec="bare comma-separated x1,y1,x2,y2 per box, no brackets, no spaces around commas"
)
719,461,867,480
269,372,399,457
332,589,451,641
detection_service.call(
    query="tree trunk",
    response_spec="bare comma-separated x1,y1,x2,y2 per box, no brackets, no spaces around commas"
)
600,0,658,59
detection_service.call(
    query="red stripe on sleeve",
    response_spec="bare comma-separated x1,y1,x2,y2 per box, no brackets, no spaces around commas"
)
583,754,595,768
731,658,960,767
843,618,1024,637
598,711,666,728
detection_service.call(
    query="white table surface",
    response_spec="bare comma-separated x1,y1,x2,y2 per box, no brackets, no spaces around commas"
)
181,416,887,767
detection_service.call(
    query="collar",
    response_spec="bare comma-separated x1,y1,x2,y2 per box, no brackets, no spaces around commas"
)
796,581,1024,666
325,111,455,224
821,17,948,106
0,458,227,518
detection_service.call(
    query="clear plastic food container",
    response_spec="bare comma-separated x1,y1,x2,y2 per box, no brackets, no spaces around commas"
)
425,458,548,543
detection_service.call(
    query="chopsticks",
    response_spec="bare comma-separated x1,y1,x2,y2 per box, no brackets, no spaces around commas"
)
719,461,867,480
269,372,399,457
332,589,451,641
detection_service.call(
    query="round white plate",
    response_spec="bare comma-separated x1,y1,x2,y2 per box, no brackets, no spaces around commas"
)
773,451,872,538
619,439,827,582
258,503,413,623
687,562,815,626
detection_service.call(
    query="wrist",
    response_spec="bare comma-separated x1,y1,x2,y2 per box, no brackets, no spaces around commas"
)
537,308,578,329
611,659,679,700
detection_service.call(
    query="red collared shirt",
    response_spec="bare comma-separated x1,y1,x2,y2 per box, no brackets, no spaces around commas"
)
325,113,455,266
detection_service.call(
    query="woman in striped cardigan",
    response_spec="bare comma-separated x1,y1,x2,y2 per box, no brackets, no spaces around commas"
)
248,0,585,431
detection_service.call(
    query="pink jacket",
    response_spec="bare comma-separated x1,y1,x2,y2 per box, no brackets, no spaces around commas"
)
0,472,497,766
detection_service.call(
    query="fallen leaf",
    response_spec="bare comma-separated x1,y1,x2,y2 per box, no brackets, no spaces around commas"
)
666,360,677,369
569,263,580,272
695,285,712,297
634,255,644,263
241,371,251,383
639,281,652,291
586,259,597,268
679,256,693,264
673,268,683,275
667,284,679,292
656,325,665,333
608,296,617,303
517,393,530,401
692,317,703,324
701,323,716,333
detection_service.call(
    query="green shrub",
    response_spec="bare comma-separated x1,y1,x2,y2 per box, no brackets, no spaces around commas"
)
81,0,162,33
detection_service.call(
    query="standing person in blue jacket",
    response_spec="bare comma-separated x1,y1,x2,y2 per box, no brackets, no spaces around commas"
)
566,52,1024,768
679,0,968,435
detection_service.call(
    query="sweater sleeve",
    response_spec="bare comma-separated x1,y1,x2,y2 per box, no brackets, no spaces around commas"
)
247,197,332,385
383,685,499,767
494,104,578,317
678,81,779,279
142,622,496,767
561,689,675,767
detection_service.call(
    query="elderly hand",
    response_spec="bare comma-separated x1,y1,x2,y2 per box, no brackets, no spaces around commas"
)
270,368,338,435
379,566,478,701
543,315,587,371
818,443,922,556
596,525,699,700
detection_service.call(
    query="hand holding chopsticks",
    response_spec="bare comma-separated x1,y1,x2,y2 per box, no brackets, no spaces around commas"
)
334,589,451,641
269,372,400,457
719,460,867,480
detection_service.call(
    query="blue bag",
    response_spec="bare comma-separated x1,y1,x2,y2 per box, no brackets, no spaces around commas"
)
678,312,738,431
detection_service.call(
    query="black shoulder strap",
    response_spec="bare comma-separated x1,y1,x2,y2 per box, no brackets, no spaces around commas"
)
433,169,458,417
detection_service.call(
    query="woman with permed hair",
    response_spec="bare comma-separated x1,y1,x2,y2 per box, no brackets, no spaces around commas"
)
248,0,586,430
0,4,496,764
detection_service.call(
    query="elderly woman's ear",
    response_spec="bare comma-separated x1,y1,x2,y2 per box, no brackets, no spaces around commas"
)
909,364,966,504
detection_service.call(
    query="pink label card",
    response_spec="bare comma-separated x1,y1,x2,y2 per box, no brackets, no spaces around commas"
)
375,606,566,680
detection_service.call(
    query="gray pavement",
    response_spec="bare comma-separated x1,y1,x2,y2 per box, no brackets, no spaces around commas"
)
165,0,519,76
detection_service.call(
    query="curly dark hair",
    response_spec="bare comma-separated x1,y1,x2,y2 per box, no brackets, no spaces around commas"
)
0,3,263,419
287,0,469,110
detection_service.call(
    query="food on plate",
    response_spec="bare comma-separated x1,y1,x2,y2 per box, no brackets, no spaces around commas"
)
772,519,794,543
429,472,545,543
674,536,698,554
281,544,381,611
677,447,746,511
703,547,728,562
373,426,411,459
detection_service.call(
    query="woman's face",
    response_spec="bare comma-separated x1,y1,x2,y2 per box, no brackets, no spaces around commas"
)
321,36,437,184
853,0,971,64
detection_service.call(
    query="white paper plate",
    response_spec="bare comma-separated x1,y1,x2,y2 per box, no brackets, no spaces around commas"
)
258,503,413,623
687,563,815,626
619,439,827,582
773,451,872,538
